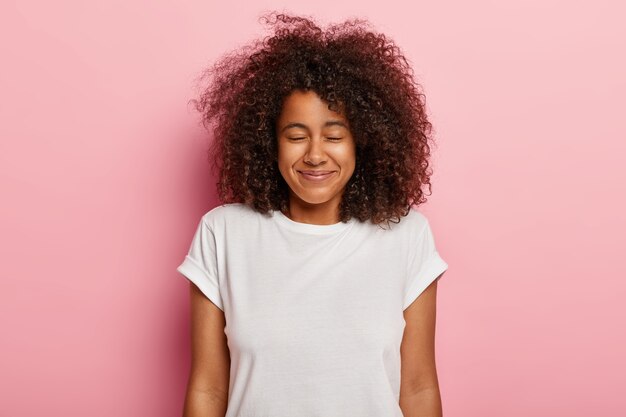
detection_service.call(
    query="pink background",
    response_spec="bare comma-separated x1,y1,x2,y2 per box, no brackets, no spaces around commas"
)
1,1,625,416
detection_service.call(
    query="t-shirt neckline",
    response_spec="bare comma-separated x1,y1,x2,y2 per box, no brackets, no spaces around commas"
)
272,209,355,235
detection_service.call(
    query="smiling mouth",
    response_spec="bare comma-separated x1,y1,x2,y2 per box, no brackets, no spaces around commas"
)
297,170,337,182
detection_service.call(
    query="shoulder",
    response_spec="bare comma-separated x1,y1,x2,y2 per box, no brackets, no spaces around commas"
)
201,202,247,220
200,202,260,229
405,206,429,227
386,206,430,235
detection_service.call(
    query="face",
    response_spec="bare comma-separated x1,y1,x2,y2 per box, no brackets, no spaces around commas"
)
276,89,356,213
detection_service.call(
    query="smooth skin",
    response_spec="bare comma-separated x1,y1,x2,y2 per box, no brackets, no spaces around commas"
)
183,89,443,417
400,276,445,417
276,89,356,224
183,284,230,417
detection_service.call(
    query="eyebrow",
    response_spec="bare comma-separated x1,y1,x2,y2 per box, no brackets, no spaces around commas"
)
280,120,348,133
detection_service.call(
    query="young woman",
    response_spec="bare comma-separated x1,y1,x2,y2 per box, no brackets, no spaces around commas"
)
177,12,449,417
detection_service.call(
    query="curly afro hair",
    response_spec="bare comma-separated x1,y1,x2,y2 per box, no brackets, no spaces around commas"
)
190,11,440,227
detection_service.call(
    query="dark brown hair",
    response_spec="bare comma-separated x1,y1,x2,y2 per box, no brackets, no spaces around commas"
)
190,12,440,226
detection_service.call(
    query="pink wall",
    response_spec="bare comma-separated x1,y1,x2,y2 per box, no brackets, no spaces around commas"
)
1,1,624,416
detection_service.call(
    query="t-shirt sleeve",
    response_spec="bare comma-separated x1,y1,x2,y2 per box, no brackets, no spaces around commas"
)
176,217,224,311
403,218,449,310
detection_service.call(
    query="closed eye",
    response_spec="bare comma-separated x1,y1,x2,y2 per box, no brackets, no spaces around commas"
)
287,137,343,141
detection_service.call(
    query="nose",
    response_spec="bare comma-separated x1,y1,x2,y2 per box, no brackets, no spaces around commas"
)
304,136,326,165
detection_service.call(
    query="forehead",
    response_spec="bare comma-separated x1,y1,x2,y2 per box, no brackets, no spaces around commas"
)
278,90,347,123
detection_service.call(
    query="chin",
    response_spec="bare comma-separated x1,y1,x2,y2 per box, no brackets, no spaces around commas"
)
291,186,344,205
295,193,335,205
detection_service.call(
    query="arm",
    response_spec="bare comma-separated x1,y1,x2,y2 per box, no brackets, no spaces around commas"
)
183,282,231,417
399,275,444,417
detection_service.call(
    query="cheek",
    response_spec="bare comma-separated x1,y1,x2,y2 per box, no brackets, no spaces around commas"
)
339,145,356,168
276,145,290,165
277,147,299,174
281,143,308,162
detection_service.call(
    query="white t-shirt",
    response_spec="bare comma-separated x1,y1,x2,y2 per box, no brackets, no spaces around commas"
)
177,202,448,417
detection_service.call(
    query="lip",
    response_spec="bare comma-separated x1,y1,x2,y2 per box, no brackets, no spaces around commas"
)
297,170,337,182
